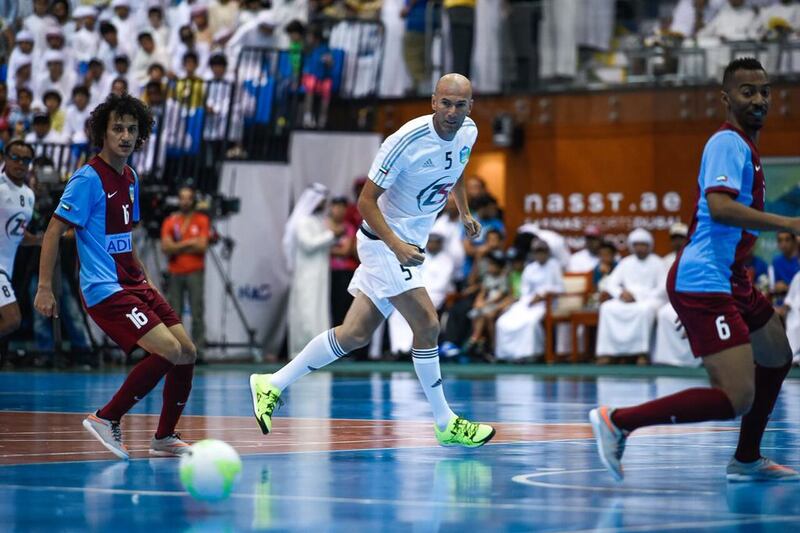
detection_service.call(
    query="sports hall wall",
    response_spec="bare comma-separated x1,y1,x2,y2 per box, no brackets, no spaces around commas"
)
375,83,800,254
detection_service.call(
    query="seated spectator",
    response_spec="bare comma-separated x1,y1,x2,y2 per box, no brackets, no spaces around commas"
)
110,0,136,44
146,4,171,51
596,228,665,365
98,21,130,74
110,78,129,97
8,88,35,137
302,24,335,129
463,193,505,279
25,112,68,156
591,240,617,294
42,91,66,135
65,86,91,144
697,0,757,41
782,270,800,364
465,250,509,360
756,0,800,40
567,224,602,273
191,4,214,45
132,31,171,88
7,31,35,102
771,230,800,301
41,25,73,75
172,25,211,79
662,222,689,266
209,0,241,40
652,223,695,367
23,0,56,52
9,59,33,105
515,222,571,269
34,51,76,107
112,54,135,93
84,58,113,109
495,239,564,362
466,228,505,287
72,6,100,66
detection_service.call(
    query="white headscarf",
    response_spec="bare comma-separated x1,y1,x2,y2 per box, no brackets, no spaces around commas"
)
283,183,329,272
627,228,654,250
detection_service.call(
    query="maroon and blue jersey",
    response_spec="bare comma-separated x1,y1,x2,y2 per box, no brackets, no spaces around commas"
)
54,156,146,307
674,123,765,294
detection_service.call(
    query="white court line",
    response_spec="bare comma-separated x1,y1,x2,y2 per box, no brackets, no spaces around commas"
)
0,481,792,523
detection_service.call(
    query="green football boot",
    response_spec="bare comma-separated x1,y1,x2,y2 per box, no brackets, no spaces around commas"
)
435,416,496,448
249,374,283,434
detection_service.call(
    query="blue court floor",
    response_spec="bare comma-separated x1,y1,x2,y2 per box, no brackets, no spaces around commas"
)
2,369,800,532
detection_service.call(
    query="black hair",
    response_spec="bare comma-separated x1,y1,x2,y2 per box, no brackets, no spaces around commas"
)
72,85,90,98
43,90,62,104
286,19,306,35
599,241,617,254
183,51,199,65
99,21,117,35
485,228,504,240
330,196,348,206
723,57,766,89
87,93,153,150
209,53,228,67
32,113,50,125
487,249,507,267
145,80,163,92
148,63,166,74
111,77,128,89
88,58,103,68
4,140,35,159
17,87,32,98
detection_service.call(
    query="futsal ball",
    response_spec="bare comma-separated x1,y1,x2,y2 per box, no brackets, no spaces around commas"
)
179,439,242,502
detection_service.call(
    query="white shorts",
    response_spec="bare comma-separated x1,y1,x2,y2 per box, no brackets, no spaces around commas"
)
348,229,425,317
0,270,17,307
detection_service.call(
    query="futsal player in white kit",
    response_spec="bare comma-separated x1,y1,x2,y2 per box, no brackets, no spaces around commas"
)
250,74,496,447
0,141,36,340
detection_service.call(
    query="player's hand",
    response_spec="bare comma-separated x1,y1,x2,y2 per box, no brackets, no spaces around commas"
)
392,241,425,267
34,288,58,318
461,214,481,239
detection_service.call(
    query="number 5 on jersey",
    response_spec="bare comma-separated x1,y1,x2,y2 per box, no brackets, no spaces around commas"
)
126,307,149,329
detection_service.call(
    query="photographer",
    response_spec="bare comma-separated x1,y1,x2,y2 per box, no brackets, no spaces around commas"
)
160,185,209,363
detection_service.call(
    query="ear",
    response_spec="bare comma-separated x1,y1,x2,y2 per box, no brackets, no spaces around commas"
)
431,94,436,112
720,89,730,109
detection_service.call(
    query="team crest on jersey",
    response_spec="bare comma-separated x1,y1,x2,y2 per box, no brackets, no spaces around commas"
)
459,146,470,164
5,212,27,237
129,185,135,204
417,177,454,211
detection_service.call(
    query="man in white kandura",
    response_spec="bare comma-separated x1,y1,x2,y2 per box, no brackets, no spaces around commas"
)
249,73,496,447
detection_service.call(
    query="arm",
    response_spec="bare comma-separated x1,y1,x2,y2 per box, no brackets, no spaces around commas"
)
358,179,425,266
181,235,209,254
22,231,42,246
33,217,70,317
451,176,481,238
296,216,335,252
133,247,160,292
707,192,800,233
161,233,191,256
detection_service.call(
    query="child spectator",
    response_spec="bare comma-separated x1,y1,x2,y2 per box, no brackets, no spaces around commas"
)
9,87,35,137
65,86,91,144
302,24,334,129
42,90,66,135
465,249,509,360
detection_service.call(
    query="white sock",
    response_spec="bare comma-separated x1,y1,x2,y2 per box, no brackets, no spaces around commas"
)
412,347,456,431
270,329,346,391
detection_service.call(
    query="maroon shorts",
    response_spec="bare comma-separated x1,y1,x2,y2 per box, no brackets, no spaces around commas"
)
667,283,774,358
86,288,181,354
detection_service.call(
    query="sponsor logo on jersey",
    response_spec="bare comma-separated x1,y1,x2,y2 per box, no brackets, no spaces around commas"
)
417,177,455,210
715,175,728,182
106,232,133,254
459,146,470,164
5,212,27,237
60,203,71,211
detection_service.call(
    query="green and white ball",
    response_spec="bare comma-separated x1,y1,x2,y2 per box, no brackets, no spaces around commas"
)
179,439,242,502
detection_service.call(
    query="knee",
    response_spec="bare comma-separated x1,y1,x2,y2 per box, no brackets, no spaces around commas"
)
726,384,756,417
159,338,183,363
180,342,198,365
413,314,440,345
337,325,371,351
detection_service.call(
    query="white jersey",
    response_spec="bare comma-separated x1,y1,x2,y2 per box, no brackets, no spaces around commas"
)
366,114,478,247
0,173,34,277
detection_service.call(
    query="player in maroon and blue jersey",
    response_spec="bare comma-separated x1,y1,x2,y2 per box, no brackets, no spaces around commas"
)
35,94,195,459
590,58,800,482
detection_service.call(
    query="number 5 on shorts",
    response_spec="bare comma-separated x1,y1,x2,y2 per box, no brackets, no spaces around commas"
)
715,315,731,340
126,307,149,330
399,265,412,281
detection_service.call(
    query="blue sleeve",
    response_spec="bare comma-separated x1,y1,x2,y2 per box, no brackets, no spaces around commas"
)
132,169,140,223
54,168,100,228
701,132,749,197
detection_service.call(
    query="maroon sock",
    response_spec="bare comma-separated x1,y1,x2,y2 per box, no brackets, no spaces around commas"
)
611,387,736,433
155,364,195,439
97,354,174,421
734,363,791,463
